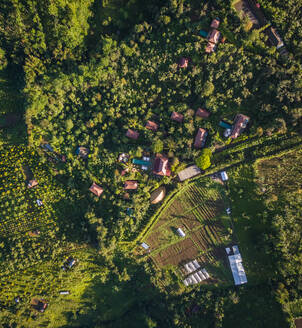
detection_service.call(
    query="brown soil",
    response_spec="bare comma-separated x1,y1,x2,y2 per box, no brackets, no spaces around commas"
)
152,238,199,268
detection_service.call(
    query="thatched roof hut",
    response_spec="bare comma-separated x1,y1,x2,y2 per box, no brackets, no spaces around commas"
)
150,186,166,204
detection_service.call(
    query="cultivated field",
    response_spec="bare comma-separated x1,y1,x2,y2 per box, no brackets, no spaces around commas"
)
141,179,233,283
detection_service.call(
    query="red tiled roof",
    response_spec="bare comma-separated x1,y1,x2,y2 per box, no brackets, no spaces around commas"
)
126,129,139,140
205,42,216,53
194,128,208,148
230,114,250,139
145,120,158,132
171,112,184,123
179,57,189,68
208,29,221,44
124,180,138,190
211,19,220,29
153,154,171,176
89,182,104,197
196,108,210,118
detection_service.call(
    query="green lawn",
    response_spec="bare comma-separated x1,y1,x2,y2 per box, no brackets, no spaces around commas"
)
227,164,277,283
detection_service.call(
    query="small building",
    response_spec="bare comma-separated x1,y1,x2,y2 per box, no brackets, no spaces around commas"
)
123,192,130,200
124,180,138,190
118,153,129,163
171,111,184,123
220,171,228,181
126,129,139,140
177,228,186,237
42,143,54,152
194,128,208,149
196,108,210,118
178,165,201,182
76,146,89,159
265,26,284,49
230,114,250,139
150,186,166,204
59,291,70,295
178,57,189,68
31,299,48,313
205,42,216,53
28,179,38,189
36,199,43,206
153,154,171,176
224,128,232,138
207,29,221,44
210,18,220,29
145,120,158,132
141,242,150,250
89,182,104,197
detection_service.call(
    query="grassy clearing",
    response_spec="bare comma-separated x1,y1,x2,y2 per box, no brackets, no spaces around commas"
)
227,164,276,283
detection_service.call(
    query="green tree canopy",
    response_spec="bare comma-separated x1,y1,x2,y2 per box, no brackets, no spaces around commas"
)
195,148,212,170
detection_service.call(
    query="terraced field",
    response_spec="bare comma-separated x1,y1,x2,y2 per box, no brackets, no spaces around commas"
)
141,179,233,283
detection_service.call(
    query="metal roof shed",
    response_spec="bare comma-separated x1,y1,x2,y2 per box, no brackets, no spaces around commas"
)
221,171,228,181
177,228,186,237
228,253,247,285
141,242,149,250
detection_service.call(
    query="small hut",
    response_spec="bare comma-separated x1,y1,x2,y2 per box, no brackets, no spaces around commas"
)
177,228,186,237
126,129,139,140
28,179,38,189
207,29,221,44
210,18,220,29
145,120,158,132
89,182,104,197
76,146,89,159
171,112,184,123
196,108,210,118
150,186,166,204
31,298,48,313
124,180,138,190
153,154,171,176
178,57,189,68
194,128,208,149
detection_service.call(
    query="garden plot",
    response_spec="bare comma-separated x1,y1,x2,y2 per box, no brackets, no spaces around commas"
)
151,237,199,268
143,179,233,282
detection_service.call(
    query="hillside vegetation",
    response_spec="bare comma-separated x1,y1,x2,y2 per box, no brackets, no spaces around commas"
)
0,0,301,327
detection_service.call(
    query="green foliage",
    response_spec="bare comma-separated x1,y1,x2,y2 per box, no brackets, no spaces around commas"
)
0,0,301,326
196,148,212,170
152,139,164,153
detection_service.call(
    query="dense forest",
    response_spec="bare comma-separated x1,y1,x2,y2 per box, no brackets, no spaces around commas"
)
0,0,301,327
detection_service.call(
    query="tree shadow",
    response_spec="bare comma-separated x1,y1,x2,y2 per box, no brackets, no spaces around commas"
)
52,194,94,246
0,65,27,144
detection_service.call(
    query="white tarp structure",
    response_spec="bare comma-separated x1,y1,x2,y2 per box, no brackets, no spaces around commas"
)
221,171,228,181
177,228,186,237
183,260,210,286
141,242,150,250
227,245,247,285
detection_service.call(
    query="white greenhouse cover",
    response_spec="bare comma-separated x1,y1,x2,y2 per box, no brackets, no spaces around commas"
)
228,253,247,285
